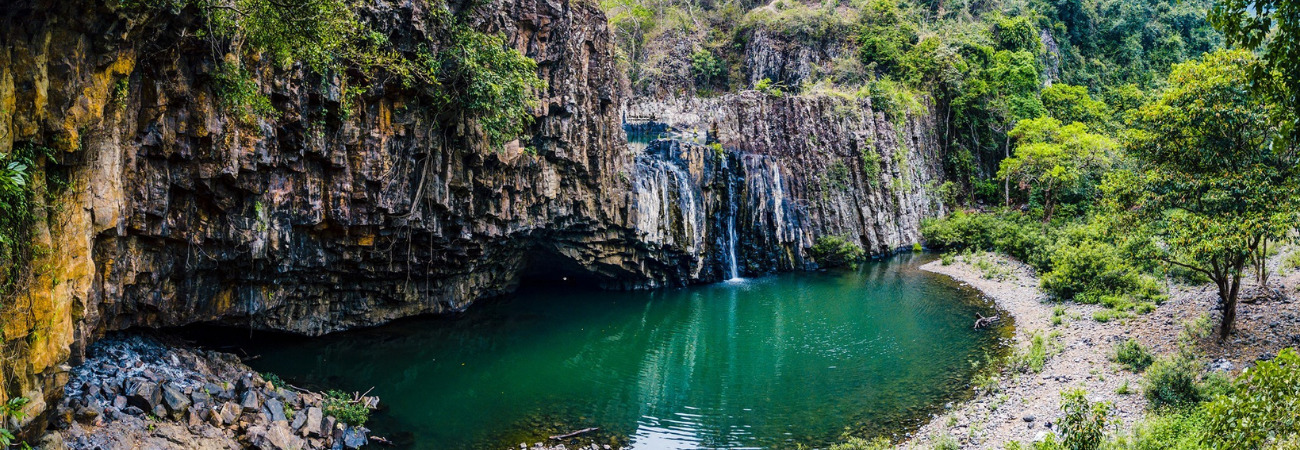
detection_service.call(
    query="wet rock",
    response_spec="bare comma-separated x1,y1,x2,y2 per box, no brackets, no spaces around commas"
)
342,426,368,449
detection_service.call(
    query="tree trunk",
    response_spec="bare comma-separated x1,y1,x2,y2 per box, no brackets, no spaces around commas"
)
1216,255,1248,340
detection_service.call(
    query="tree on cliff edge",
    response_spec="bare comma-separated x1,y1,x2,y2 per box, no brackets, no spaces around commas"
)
1119,50,1300,340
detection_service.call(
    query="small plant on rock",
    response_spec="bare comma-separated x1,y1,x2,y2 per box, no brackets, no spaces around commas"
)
1112,339,1154,372
809,236,865,269
323,390,371,427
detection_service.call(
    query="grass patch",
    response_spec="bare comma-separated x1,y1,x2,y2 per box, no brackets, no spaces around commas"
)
1112,339,1154,372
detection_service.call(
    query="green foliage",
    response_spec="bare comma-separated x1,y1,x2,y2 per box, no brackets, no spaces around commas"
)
0,428,12,447
690,49,725,89
1040,84,1111,128
1010,332,1051,373
828,436,893,450
262,372,286,389
860,147,882,185
1122,49,1300,339
432,26,547,148
1210,0,1300,140
1202,348,1300,448
999,117,1115,221
1112,339,1154,372
755,77,784,96
993,16,1042,53
857,0,918,74
1057,389,1113,450
1121,409,1209,450
809,236,865,269
823,160,853,192
0,144,51,299
211,61,277,121
1143,353,1213,410
2,397,30,422
323,390,370,427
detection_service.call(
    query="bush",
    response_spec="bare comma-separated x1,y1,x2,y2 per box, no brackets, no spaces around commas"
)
1112,339,1154,372
1123,409,1209,450
1057,389,1113,450
829,437,893,450
323,390,370,427
809,236,865,269
1010,332,1051,373
1203,348,1300,448
1143,354,1209,410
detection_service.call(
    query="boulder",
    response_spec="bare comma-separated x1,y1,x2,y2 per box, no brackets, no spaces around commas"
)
124,379,161,412
265,397,287,423
341,426,368,449
248,421,309,450
302,407,324,437
241,390,261,410
162,383,192,415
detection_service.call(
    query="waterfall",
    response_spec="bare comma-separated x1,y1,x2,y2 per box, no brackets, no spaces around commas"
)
631,142,707,278
723,157,741,281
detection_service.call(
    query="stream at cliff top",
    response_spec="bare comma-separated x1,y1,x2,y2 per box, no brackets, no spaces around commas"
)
203,254,1011,449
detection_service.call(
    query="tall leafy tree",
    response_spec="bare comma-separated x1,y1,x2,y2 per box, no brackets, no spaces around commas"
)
998,117,1115,221
1122,50,1300,339
1211,0,1300,138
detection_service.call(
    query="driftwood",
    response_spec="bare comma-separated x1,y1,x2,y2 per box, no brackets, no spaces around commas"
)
549,428,599,440
369,436,395,446
974,313,1000,329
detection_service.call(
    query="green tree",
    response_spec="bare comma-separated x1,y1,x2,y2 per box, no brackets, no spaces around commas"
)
1040,84,1111,128
1211,0,1300,138
1122,50,1300,339
602,0,656,86
858,0,919,74
998,117,1115,221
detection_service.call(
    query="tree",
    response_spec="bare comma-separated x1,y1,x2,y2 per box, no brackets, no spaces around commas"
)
998,117,1115,221
1123,50,1300,339
1211,0,1300,138
1040,84,1111,129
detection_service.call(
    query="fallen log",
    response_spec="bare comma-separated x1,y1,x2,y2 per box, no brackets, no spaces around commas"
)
974,313,1000,329
549,427,599,440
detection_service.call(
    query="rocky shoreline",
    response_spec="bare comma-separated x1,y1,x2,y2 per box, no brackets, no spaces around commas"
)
907,253,1300,448
40,335,378,449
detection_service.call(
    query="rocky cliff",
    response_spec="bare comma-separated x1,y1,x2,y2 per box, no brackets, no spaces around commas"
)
626,92,947,279
0,0,947,436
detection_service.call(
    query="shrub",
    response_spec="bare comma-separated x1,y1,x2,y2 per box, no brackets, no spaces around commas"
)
323,390,370,427
755,77,783,96
828,437,893,450
1112,339,1154,372
941,253,955,265
1010,332,1050,373
1143,354,1208,410
809,236,865,269
1123,409,1210,450
1203,348,1300,448
1057,389,1113,450
262,372,286,389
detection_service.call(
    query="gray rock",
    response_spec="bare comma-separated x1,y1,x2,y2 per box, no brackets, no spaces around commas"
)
112,395,127,410
219,402,242,426
162,383,191,415
242,390,261,410
302,407,324,437
248,421,309,450
265,397,287,423
125,379,161,412
1023,415,1035,422
290,407,307,431
342,426,368,449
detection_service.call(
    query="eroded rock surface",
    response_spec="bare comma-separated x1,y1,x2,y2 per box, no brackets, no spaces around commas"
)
51,334,376,449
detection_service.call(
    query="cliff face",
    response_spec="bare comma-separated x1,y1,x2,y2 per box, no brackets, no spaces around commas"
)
626,92,947,279
0,0,947,434
0,0,666,432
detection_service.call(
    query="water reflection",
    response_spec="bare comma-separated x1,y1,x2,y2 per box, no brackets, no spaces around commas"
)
219,255,1009,449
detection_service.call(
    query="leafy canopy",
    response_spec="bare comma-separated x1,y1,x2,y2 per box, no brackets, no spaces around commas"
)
1120,49,1300,338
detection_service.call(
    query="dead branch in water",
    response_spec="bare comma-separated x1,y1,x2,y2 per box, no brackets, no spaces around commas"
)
550,427,599,440
974,313,1000,329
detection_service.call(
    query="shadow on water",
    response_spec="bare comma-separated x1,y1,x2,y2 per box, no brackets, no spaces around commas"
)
179,254,1013,450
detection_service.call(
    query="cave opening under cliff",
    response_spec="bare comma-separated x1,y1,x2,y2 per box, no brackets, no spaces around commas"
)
515,244,607,288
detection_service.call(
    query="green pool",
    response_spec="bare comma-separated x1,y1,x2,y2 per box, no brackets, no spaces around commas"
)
226,254,1011,449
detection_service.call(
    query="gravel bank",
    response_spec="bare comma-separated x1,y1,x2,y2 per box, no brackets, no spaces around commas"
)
906,253,1300,449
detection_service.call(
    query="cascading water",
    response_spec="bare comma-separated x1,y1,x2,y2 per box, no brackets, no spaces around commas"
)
723,156,742,281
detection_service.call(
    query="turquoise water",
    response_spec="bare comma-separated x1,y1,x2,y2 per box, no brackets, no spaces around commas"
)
228,254,1010,449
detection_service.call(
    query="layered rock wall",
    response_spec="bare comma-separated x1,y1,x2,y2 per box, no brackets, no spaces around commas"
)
0,0,948,434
